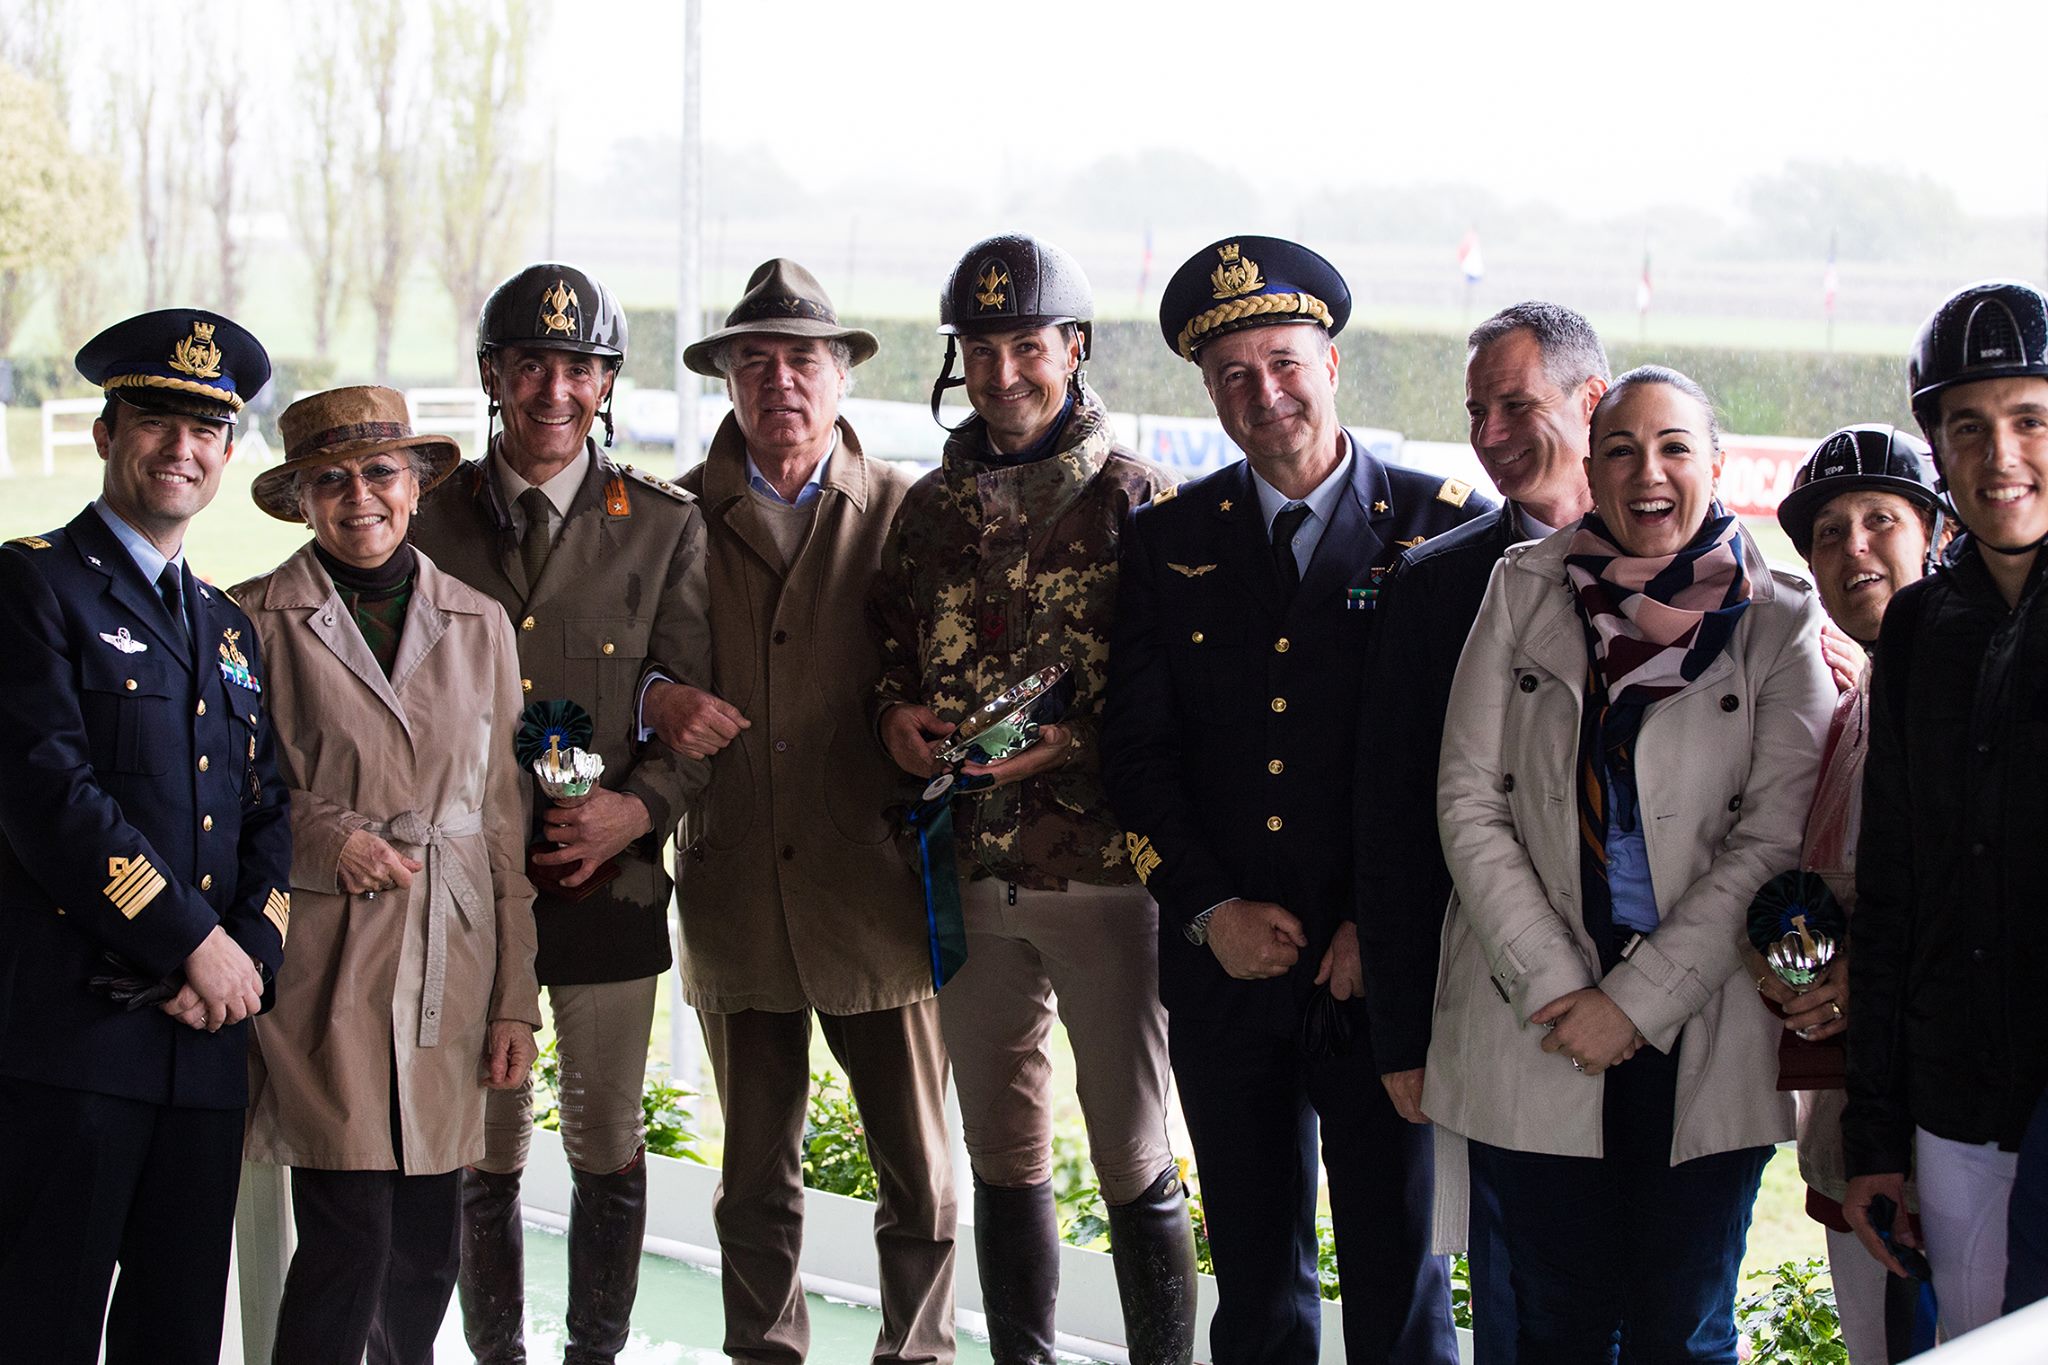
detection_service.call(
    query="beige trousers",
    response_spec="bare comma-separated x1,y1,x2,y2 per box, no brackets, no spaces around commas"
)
940,879,1174,1204
701,1000,956,1364
478,975,659,1175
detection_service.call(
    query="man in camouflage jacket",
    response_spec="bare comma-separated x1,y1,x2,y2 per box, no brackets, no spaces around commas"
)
871,234,1197,1365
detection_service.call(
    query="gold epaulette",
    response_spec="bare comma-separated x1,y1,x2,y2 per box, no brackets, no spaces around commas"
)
1435,478,1474,508
1150,486,1178,506
6,535,52,550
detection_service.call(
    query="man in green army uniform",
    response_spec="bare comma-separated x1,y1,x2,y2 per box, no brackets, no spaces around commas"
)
410,262,712,1364
871,233,1198,1365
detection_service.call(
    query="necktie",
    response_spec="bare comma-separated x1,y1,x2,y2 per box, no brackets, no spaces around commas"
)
1272,503,1312,597
519,488,555,588
156,562,189,643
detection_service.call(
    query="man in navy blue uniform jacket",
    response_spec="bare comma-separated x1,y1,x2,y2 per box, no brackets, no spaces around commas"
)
1104,237,1489,1365
0,310,292,1365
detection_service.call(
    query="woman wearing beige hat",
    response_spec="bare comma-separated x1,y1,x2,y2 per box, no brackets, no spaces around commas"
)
233,386,541,1364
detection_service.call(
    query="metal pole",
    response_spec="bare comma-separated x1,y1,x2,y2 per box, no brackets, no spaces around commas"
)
669,0,704,1097
673,0,704,479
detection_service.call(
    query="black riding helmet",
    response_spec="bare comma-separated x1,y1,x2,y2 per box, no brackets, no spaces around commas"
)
1776,424,1944,560
1907,279,2048,442
930,233,1093,425
477,262,629,445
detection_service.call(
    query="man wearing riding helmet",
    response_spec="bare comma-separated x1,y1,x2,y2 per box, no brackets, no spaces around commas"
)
411,261,712,1364
1842,279,2048,1337
1762,425,1947,1361
870,233,1197,1365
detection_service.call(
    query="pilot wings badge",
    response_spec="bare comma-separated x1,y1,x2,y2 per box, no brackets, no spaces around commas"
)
98,627,148,654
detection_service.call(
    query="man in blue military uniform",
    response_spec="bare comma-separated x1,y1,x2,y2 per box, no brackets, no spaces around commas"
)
1103,237,1487,1365
0,309,292,1363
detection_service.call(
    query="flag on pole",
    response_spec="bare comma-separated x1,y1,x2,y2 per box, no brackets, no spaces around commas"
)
1823,231,1839,316
1136,223,1155,311
1457,229,1485,285
1635,242,1653,316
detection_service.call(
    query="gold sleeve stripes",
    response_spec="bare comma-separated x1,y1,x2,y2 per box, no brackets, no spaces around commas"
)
104,856,167,920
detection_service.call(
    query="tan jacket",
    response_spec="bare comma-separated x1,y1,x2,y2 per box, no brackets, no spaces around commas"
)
1426,526,1831,1165
410,442,712,985
236,544,540,1173
674,414,932,1015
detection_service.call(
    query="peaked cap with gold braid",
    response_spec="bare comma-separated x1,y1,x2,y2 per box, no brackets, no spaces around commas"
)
75,308,271,423
1157,235,1351,362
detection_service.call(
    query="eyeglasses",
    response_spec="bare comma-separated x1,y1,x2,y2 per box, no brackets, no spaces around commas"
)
306,462,409,497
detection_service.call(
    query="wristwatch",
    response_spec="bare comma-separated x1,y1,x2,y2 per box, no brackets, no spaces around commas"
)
1184,907,1215,946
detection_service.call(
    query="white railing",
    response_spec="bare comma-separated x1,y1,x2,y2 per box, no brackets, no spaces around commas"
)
39,397,99,476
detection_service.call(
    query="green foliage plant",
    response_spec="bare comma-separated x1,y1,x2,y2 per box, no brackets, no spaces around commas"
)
1736,1257,1848,1364
801,1069,879,1200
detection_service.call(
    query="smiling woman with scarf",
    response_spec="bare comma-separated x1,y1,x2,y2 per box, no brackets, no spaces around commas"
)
1423,366,1835,1362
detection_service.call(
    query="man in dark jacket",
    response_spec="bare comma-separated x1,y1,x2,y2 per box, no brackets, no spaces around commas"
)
1844,278,2048,1338
0,310,291,1364
1105,236,1489,1365
1354,303,1607,1363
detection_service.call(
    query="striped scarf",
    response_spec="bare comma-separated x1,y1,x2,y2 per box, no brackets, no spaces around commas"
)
1566,507,1751,963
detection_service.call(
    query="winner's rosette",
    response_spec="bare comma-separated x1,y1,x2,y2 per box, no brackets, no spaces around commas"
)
515,699,621,902
1746,869,1848,1090
905,664,1075,987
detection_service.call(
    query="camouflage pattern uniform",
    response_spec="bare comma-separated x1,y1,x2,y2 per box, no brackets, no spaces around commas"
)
871,391,1166,889
870,387,1185,1232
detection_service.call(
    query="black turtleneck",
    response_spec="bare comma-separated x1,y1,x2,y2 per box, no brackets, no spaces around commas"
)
314,541,417,676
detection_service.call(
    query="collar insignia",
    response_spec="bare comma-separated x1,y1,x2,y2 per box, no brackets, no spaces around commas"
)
1209,243,1264,300
168,320,224,380
99,627,148,654
1374,500,1390,513
1218,499,1233,512
538,279,581,336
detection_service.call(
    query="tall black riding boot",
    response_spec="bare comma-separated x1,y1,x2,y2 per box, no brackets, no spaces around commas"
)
1106,1167,1198,1365
974,1177,1060,1365
565,1150,648,1364
458,1167,528,1365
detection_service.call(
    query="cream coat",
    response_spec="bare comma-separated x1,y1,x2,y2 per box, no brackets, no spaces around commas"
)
237,544,541,1174
1424,527,1831,1168
673,415,932,1016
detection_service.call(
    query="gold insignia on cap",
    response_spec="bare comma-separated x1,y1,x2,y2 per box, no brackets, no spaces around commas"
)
105,855,166,920
1210,243,1265,300
1125,832,1162,884
538,279,580,336
1436,478,1473,508
1168,562,1217,578
974,264,1010,311
168,321,224,380
264,887,291,940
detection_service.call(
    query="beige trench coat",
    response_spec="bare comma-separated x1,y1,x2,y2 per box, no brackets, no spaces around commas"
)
673,415,933,1016
237,544,540,1174
1426,526,1831,1167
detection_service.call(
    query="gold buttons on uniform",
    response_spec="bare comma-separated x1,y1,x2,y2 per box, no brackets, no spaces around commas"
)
195,699,206,715
198,755,209,772
1270,697,1287,713
1274,637,1290,653
124,679,137,691
521,616,535,631
202,815,214,832
1268,759,1284,775
200,874,214,891
1266,816,1284,832
1190,631,1204,644
521,679,533,693
602,642,616,656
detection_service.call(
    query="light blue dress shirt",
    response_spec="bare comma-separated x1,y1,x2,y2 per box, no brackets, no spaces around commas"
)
93,498,188,634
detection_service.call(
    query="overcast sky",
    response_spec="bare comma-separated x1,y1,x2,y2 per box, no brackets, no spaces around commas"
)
558,0,2046,218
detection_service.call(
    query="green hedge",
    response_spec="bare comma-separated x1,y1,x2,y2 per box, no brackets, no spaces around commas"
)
625,310,1917,443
